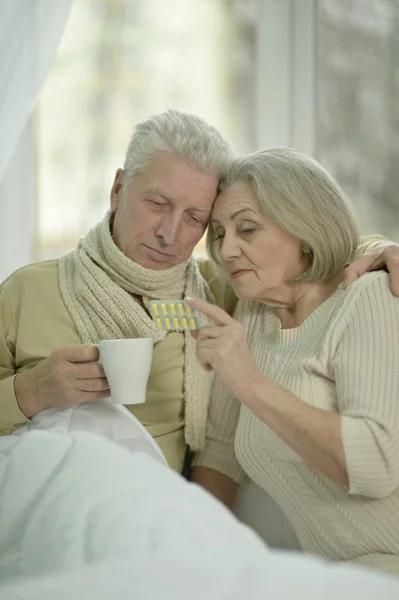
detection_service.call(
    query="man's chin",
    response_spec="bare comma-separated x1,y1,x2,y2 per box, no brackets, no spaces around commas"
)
144,260,177,270
131,257,175,270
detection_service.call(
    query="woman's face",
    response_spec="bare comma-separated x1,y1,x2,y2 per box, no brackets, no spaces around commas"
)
210,183,307,303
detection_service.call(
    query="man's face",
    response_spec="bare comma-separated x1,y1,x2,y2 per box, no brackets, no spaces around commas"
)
111,153,219,269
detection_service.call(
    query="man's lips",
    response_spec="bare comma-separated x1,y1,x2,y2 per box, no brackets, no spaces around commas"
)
230,269,252,280
143,244,174,258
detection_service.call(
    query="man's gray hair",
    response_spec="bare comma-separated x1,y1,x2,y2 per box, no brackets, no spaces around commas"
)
207,148,360,283
123,110,234,184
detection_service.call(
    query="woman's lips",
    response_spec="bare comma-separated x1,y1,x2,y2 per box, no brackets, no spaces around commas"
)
231,269,252,280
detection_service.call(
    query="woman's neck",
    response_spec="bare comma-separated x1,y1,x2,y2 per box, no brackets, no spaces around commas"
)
260,271,344,329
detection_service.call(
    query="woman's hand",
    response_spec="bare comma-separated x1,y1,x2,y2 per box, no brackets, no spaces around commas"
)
187,298,349,487
344,243,399,295
186,297,259,399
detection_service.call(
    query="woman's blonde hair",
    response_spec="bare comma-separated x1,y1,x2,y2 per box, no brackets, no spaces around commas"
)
207,148,360,283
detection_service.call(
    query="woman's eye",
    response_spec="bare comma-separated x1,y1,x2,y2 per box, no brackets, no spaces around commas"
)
213,232,225,241
240,228,256,236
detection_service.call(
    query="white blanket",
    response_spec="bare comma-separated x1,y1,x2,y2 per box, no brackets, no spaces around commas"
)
0,405,398,598
10,399,167,465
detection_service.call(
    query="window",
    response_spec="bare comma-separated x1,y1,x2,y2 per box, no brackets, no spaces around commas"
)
316,0,399,239
35,0,256,260
33,0,399,265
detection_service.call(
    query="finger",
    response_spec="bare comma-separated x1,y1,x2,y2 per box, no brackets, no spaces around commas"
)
196,346,215,372
362,259,384,271
190,326,222,342
344,258,383,289
76,377,110,393
73,362,106,379
56,345,100,364
196,338,220,351
196,325,224,342
343,258,374,288
196,338,231,365
196,339,223,368
386,256,399,296
185,297,234,326
343,266,362,289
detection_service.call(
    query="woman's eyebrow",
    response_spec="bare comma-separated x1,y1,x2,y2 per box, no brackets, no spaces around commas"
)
230,208,257,220
211,208,257,225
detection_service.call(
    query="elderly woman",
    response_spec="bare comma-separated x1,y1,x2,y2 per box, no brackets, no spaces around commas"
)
189,148,399,576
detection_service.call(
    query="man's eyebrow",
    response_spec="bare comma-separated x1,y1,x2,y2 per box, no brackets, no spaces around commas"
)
211,207,257,224
191,206,211,213
143,188,211,213
143,188,174,203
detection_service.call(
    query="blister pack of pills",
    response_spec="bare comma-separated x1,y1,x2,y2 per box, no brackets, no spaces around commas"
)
148,299,202,331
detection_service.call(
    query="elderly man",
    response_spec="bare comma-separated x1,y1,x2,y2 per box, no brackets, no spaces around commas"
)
0,110,398,506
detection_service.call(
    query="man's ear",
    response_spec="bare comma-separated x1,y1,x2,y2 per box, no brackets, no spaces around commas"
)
110,168,125,211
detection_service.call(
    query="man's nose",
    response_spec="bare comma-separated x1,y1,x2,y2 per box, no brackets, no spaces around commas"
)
155,214,181,245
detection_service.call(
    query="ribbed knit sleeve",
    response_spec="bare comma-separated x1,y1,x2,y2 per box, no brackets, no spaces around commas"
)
192,378,248,483
333,272,399,498
357,234,392,255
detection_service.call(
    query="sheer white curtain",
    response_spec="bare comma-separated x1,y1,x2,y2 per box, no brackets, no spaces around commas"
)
0,0,72,182
0,0,72,280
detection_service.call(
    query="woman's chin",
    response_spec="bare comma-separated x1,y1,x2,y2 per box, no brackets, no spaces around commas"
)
231,282,256,301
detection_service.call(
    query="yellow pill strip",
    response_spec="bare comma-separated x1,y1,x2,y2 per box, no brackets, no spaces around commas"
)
149,300,201,331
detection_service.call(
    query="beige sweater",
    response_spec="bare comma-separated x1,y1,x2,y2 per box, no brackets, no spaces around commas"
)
194,272,399,565
0,259,236,472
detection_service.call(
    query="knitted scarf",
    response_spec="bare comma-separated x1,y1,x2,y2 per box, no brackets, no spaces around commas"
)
58,212,214,451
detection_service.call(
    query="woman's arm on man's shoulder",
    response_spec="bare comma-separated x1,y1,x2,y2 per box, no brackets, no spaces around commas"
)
346,235,399,295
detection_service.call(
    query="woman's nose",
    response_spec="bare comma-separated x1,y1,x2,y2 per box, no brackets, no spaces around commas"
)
219,233,241,261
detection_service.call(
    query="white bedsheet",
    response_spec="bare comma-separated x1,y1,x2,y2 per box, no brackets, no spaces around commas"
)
0,427,398,598
10,399,167,465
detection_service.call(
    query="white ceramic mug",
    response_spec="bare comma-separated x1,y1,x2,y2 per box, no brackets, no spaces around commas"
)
92,338,153,405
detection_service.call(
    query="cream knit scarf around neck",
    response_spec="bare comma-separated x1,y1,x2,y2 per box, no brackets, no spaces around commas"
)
58,212,214,451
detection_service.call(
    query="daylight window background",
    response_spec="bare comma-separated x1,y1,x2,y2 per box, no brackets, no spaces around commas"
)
317,0,399,239
35,0,256,260
34,0,399,264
